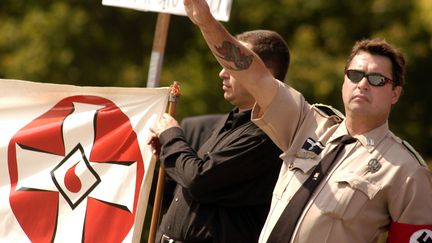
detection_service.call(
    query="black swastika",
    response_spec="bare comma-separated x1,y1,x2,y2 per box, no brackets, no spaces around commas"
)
417,231,432,243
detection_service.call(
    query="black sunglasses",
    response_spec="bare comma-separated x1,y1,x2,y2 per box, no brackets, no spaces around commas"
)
345,69,393,87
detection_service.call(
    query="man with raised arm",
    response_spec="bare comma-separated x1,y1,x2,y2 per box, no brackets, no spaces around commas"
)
149,29,290,243
183,0,432,242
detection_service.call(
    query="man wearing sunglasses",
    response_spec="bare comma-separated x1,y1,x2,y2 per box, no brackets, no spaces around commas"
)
182,0,432,242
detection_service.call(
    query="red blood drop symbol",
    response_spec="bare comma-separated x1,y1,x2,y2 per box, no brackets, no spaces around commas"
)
64,162,82,193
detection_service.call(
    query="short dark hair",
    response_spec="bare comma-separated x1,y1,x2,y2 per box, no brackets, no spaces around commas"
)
344,38,406,87
236,30,290,82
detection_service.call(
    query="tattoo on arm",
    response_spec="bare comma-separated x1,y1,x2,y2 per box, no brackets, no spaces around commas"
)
215,41,253,70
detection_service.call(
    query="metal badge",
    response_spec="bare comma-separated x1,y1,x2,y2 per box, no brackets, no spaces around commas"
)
367,159,382,173
295,137,324,159
366,137,375,147
295,149,318,159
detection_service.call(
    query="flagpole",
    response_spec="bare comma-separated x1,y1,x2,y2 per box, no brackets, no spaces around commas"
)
145,11,172,243
146,13,171,88
147,81,180,243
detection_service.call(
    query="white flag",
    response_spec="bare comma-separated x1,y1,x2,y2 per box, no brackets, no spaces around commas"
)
0,79,170,242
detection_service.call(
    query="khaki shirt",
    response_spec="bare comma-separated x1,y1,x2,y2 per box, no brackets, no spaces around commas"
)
253,82,432,243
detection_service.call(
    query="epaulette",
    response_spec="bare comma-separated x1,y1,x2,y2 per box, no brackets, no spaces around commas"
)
313,103,345,122
402,140,427,167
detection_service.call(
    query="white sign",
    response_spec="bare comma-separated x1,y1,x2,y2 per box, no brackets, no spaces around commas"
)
102,0,232,22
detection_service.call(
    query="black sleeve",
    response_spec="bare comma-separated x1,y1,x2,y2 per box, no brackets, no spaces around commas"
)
158,125,282,207
180,114,224,151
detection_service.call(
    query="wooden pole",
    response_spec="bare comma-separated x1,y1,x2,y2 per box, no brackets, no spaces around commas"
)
147,81,180,243
145,11,172,243
146,13,171,88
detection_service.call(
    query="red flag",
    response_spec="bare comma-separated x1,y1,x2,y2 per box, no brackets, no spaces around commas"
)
0,79,169,242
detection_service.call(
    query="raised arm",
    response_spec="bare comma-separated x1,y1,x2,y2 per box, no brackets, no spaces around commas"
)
184,0,279,111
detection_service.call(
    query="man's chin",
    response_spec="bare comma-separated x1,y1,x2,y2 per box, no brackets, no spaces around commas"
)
347,104,370,115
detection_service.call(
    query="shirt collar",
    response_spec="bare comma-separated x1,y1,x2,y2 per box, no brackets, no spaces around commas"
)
329,120,390,152
223,108,252,131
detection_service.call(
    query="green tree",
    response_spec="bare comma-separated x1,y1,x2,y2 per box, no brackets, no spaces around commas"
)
1,0,431,161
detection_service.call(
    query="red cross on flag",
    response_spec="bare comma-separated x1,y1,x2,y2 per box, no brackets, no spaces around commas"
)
0,79,170,242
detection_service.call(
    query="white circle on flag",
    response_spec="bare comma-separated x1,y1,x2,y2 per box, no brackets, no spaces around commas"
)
410,229,432,243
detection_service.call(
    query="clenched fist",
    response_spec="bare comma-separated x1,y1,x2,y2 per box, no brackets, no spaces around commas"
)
184,0,213,26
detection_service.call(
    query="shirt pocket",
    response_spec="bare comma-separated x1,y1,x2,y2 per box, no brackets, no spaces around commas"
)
315,172,381,220
275,156,320,202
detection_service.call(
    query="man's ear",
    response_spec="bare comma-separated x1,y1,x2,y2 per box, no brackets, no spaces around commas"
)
391,85,402,105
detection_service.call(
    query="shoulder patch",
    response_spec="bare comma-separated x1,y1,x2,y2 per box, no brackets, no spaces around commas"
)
313,103,345,121
402,140,427,167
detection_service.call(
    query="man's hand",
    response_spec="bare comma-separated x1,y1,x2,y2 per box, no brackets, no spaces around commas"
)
151,113,180,137
147,135,161,158
184,0,213,26
148,113,180,157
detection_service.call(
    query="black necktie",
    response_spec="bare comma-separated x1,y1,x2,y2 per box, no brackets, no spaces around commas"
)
267,135,356,243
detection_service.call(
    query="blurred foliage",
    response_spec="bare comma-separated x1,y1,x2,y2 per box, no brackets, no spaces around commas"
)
1,0,431,161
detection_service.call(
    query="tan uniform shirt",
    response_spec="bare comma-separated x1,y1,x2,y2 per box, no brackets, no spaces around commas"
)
253,82,432,243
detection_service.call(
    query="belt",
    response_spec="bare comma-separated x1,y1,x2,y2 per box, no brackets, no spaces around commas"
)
161,234,183,243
